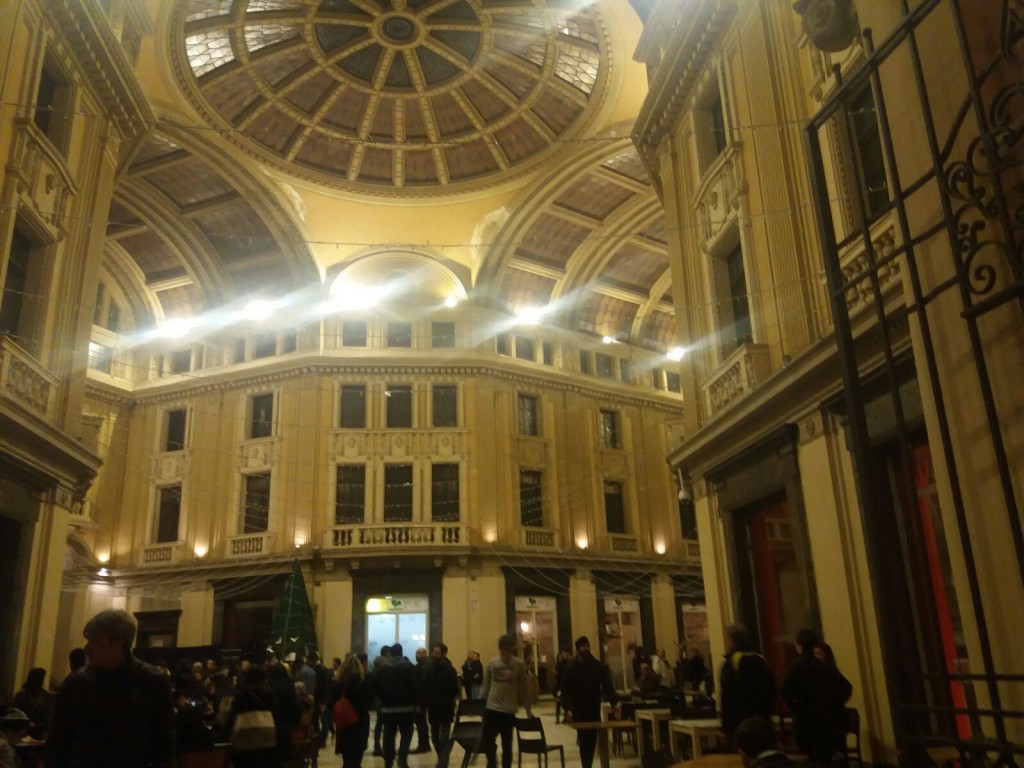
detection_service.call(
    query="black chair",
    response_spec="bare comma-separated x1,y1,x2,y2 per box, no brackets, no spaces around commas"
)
844,707,862,767
514,717,564,768
449,699,487,768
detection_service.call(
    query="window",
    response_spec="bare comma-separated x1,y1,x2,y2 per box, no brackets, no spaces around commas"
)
233,338,246,362
651,368,663,390
254,332,276,359
696,79,728,173
848,85,890,220
518,394,539,436
342,321,367,347
596,353,615,378
164,409,187,452
156,485,181,544
106,300,121,333
579,350,592,374
1,230,33,341
335,465,365,524
171,349,191,374
599,410,620,449
432,322,455,348
619,359,632,383
542,342,554,366
249,393,273,438
87,342,113,374
340,385,366,428
282,331,297,353
432,463,460,522
243,473,271,533
384,464,413,521
93,283,105,325
666,371,682,393
519,470,543,527
516,336,535,361
604,481,626,534
387,322,412,347
432,385,457,427
386,385,413,428
34,54,72,153
496,333,510,356
726,244,753,348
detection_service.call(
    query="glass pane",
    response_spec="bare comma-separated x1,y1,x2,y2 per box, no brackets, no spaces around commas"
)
367,613,397,661
398,613,428,657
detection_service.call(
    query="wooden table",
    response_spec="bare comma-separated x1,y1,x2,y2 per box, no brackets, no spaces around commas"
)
668,717,722,759
635,708,673,754
668,753,740,768
569,720,640,768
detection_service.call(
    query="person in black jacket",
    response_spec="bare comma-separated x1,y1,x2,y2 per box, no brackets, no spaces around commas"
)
781,629,852,764
47,609,174,768
425,643,461,768
461,652,483,700
558,636,619,768
332,655,372,768
719,624,776,741
376,643,419,768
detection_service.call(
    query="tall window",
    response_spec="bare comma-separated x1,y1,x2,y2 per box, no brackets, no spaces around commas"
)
87,342,113,374
254,332,276,358
651,368,663,390
171,349,191,374
599,410,620,449
666,371,682,393
1,230,31,340
519,470,543,527
335,465,366,524
696,79,728,173
604,481,626,534
848,85,890,220
432,322,455,348
432,463,460,522
243,473,271,533
516,336,535,361
164,409,187,452
249,393,274,438
386,385,413,428
432,385,457,427
596,353,615,378
106,300,121,333
496,334,510,356
518,394,539,436
619,359,632,382
542,342,554,366
342,321,367,347
726,244,753,348
340,385,367,428
384,464,413,521
387,322,412,347
579,350,592,374
156,485,182,543
34,55,72,152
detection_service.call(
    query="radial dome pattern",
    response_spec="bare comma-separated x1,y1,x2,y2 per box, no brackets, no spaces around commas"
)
176,0,610,195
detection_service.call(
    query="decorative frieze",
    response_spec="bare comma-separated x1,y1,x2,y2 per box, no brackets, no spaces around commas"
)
702,343,772,417
150,452,188,483
240,438,277,470
0,336,58,420
140,542,182,566
329,430,467,460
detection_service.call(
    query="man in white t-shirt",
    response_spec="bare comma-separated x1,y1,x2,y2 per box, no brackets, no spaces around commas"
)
479,634,533,768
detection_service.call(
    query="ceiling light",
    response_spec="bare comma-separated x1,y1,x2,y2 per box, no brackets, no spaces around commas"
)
515,305,547,325
602,335,616,344
667,346,686,361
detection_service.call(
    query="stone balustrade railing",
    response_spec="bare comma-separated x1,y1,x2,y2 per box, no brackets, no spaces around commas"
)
325,523,468,549
0,336,58,422
702,343,771,417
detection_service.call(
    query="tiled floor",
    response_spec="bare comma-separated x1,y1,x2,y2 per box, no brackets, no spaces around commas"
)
317,699,647,768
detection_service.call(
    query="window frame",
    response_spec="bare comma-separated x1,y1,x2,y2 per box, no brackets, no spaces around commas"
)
242,472,271,533
519,469,544,528
599,410,620,449
431,463,460,522
334,464,366,524
339,384,367,429
383,464,414,522
517,393,540,436
164,408,188,452
155,484,182,544
431,321,456,348
248,392,275,439
342,321,368,347
387,321,413,348
604,480,627,534
386,384,413,428
432,384,458,428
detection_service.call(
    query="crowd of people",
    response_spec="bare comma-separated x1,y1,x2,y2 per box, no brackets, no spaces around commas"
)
0,609,856,768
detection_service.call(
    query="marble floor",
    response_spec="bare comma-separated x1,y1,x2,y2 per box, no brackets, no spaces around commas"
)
316,699,655,768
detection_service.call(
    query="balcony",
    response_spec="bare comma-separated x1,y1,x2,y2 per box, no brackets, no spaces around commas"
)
140,542,183,566
325,523,468,550
518,527,560,550
227,531,274,558
608,534,639,554
0,336,59,422
702,343,771,417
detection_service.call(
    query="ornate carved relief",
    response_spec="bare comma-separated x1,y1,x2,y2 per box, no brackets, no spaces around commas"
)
0,337,57,419
840,223,901,312
702,343,772,417
6,120,77,243
151,453,187,483
240,438,277,470
695,145,745,253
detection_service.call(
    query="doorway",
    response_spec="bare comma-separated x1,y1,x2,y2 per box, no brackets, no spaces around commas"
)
366,595,428,660
604,597,642,691
514,596,557,692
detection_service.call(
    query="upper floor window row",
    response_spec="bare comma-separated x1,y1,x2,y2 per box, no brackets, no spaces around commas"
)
338,321,457,349
339,383,459,429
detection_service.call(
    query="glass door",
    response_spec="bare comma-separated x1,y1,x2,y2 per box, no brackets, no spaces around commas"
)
515,596,557,692
604,597,641,691
365,595,429,660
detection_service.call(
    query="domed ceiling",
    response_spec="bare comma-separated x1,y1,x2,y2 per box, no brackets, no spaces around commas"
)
174,0,609,194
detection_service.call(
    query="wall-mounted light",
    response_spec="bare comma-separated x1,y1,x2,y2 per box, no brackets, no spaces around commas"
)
97,552,110,564
444,295,459,308
667,346,686,361
602,335,616,344
193,546,208,559
575,536,589,550
655,542,667,555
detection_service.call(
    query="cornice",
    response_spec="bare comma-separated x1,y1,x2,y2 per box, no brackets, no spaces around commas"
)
91,354,686,415
47,0,155,143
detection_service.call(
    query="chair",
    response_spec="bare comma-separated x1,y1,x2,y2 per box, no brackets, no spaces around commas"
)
514,717,564,768
450,698,487,768
844,707,862,767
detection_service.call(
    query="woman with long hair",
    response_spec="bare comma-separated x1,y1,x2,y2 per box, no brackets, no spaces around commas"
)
333,655,371,768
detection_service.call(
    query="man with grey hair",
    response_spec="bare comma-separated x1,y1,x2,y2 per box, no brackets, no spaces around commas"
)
47,608,174,767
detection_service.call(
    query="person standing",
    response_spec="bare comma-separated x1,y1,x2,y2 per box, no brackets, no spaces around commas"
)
719,624,776,742
479,635,533,768
13,668,52,740
559,636,619,768
461,651,483,699
413,648,432,753
425,643,461,768
47,608,174,768
371,646,393,755
553,647,572,724
333,655,372,768
376,643,418,768
781,628,852,764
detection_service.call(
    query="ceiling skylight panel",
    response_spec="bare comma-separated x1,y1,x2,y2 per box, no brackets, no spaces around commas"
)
186,0,232,23
554,48,599,94
186,30,236,76
244,23,302,53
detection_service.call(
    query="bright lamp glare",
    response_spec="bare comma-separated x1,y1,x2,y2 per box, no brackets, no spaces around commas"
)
241,299,277,321
667,346,686,361
330,280,386,310
602,335,615,344
154,318,197,339
515,306,547,325
443,296,459,308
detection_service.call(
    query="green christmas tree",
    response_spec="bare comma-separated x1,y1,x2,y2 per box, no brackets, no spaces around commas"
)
269,561,319,660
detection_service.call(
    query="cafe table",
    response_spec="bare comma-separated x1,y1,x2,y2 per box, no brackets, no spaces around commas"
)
568,720,640,768
635,707,674,754
668,717,722,759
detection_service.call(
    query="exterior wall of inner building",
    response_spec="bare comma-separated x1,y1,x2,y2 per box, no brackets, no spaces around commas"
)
637,0,1024,758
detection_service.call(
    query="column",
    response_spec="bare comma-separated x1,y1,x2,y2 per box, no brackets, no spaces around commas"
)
178,583,215,647
569,569,598,645
649,574,678,657
442,567,471,664
316,568,353,661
